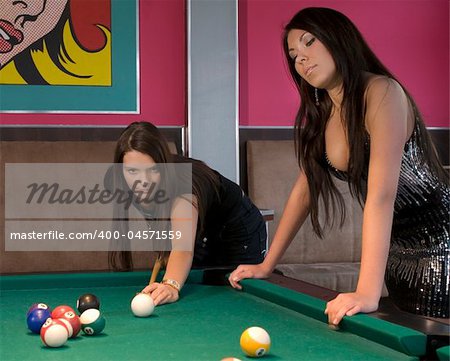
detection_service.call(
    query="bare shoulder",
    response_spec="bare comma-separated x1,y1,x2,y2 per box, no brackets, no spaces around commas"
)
364,75,406,106
171,194,198,215
363,74,410,136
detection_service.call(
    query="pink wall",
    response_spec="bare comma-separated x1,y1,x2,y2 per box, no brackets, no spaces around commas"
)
239,0,449,127
0,0,186,126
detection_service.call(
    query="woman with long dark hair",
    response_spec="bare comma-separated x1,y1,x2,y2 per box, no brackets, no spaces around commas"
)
229,7,449,325
109,122,267,306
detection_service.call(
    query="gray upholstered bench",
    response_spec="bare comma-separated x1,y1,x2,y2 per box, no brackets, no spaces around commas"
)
246,140,366,293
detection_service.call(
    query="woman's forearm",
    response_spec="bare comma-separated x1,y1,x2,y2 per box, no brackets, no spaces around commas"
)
357,196,395,300
162,251,194,289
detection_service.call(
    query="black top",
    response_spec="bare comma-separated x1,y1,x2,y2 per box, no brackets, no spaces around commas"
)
192,172,267,268
325,123,449,318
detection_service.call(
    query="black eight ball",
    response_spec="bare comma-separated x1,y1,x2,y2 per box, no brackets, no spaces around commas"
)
77,293,100,314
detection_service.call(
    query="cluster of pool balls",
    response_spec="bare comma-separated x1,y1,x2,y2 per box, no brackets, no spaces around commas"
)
26,291,270,358
26,293,105,348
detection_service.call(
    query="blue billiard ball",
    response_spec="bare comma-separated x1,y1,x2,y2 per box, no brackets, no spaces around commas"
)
27,308,51,334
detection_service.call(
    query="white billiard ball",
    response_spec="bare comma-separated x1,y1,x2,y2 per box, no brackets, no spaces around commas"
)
131,293,155,317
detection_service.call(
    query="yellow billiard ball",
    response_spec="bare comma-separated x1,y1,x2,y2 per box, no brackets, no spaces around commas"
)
239,326,271,357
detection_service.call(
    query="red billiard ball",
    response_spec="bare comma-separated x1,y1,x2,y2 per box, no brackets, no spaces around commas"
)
58,311,81,338
77,294,100,314
51,305,76,319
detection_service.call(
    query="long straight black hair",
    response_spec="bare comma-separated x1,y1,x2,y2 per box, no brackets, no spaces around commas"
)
108,122,220,270
283,7,446,237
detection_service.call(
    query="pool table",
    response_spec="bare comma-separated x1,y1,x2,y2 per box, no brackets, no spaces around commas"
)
0,270,437,360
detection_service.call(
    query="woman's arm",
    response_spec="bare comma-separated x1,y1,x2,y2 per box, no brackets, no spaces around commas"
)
325,78,410,325
142,196,198,305
229,170,311,289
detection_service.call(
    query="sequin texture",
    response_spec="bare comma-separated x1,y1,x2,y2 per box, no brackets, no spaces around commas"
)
327,125,449,317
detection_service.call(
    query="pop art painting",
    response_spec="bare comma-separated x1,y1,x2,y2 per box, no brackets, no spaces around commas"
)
0,0,137,113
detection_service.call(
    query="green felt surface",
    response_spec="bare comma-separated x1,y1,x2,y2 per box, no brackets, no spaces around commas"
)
0,271,424,361
437,345,450,361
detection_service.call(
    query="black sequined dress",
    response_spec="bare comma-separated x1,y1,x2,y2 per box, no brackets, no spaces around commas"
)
326,125,449,318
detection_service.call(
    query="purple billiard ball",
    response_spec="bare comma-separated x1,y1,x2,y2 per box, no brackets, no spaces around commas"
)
27,308,51,334
27,303,51,317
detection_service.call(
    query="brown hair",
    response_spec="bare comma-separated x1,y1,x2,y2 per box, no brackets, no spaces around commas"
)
108,122,220,270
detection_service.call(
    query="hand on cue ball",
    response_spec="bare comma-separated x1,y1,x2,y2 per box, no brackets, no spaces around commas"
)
141,282,179,306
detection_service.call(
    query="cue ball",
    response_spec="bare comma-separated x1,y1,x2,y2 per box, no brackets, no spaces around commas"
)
240,326,271,357
131,293,155,317
221,358,242,361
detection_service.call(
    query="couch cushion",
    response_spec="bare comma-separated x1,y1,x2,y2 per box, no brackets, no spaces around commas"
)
247,140,363,264
275,262,361,293
0,141,175,274
276,262,388,296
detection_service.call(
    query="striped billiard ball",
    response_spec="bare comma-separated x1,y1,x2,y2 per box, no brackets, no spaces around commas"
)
40,318,69,348
240,326,271,357
79,309,105,335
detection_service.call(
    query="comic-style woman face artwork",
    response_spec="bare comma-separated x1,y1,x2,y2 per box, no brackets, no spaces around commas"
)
0,0,68,69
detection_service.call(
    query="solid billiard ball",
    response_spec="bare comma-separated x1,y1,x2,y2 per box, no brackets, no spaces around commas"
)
77,293,100,314
58,311,81,338
240,326,271,357
51,305,76,319
40,318,69,348
131,293,155,317
27,308,52,334
27,303,51,317
79,308,106,335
